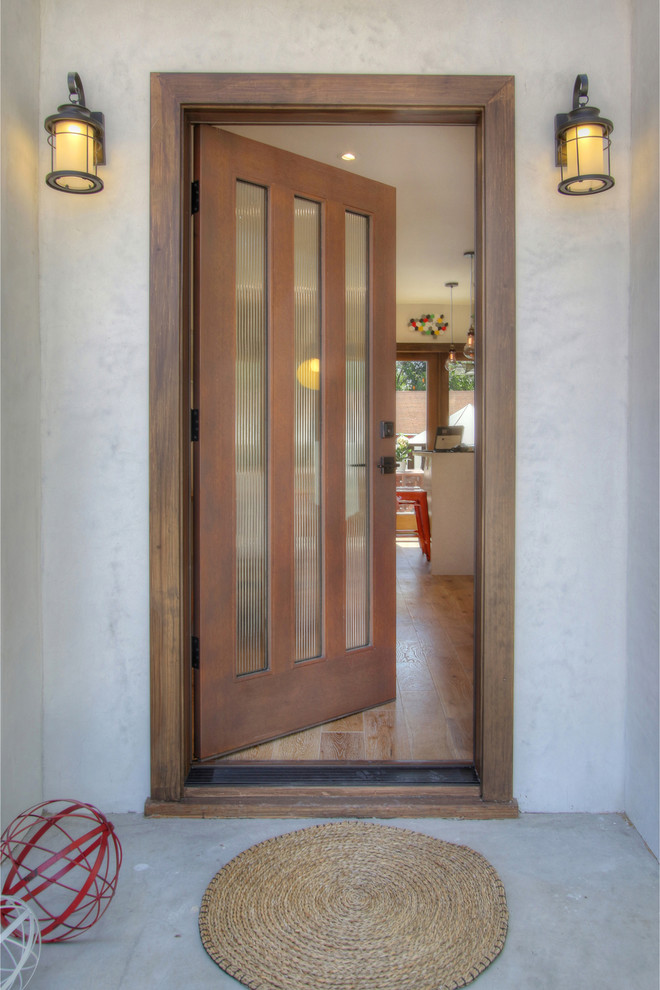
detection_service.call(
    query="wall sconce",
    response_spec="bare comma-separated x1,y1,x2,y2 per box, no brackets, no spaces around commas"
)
555,74,613,195
44,73,105,193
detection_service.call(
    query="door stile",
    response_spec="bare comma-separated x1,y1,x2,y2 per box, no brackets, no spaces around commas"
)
269,184,296,675
472,118,484,779
370,203,397,659
323,200,348,662
193,128,239,756
192,127,201,750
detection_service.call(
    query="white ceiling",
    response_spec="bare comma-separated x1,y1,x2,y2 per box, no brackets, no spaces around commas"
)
220,124,476,307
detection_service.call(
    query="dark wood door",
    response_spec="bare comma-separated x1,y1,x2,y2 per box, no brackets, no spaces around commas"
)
193,126,397,759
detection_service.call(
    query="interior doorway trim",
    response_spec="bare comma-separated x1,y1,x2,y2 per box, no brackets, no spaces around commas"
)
148,73,516,816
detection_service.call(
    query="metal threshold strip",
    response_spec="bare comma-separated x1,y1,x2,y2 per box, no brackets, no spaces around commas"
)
185,762,480,788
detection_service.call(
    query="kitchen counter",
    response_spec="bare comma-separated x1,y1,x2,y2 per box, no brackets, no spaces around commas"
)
421,452,475,575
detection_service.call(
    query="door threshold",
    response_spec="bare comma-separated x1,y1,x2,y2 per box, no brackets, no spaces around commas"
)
145,761,518,819
185,761,480,788
145,789,517,819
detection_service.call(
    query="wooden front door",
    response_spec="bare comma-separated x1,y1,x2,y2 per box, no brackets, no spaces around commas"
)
193,127,397,759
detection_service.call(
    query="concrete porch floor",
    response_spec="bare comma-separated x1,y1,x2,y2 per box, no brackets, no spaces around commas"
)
23,813,658,989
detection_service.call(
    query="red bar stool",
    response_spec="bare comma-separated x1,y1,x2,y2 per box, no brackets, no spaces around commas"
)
395,488,431,561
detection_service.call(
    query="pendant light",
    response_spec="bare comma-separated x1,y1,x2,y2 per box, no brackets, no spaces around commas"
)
444,282,458,371
463,250,475,360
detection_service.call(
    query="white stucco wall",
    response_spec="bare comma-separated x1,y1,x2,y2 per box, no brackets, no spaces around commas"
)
625,0,659,858
35,0,633,814
1,0,43,828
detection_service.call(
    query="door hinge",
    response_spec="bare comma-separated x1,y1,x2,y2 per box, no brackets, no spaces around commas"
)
191,408,199,442
191,636,200,670
191,180,200,215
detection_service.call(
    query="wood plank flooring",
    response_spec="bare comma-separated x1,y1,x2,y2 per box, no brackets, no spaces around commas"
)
210,534,474,763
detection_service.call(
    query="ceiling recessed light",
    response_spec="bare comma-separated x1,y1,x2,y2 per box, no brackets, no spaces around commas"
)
339,152,357,161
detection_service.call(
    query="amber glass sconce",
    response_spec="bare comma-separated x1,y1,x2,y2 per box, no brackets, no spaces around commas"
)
555,74,613,195
44,73,105,193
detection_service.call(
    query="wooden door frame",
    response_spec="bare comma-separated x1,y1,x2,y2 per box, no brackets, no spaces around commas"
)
147,73,516,816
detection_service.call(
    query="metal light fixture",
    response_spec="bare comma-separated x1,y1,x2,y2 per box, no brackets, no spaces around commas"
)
444,282,458,371
555,74,613,195
463,250,475,360
44,73,105,193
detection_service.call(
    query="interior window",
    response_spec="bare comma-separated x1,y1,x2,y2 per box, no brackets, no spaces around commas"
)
395,360,428,467
448,361,475,447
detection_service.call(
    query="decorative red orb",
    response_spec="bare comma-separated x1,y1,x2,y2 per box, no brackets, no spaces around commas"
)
1,799,122,942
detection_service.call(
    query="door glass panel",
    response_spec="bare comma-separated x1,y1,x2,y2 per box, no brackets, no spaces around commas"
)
345,211,370,649
294,198,323,661
235,180,268,676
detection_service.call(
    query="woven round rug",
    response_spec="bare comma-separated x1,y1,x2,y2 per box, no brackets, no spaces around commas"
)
199,821,508,990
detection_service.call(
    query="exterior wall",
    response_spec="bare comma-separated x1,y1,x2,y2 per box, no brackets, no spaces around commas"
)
396,392,427,437
625,0,659,857
33,0,633,814
0,0,43,827
395,393,474,439
449,393,474,420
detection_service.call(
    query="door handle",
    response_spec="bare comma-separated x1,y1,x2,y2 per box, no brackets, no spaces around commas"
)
378,456,396,474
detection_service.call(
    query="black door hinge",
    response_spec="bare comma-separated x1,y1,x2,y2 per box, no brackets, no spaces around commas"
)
191,180,200,215
191,408,199,442
191,636,200,670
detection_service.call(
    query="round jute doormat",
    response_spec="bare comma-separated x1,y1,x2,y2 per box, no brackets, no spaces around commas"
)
199,821,508,990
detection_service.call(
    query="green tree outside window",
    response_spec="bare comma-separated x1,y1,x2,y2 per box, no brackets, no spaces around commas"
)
395,361,426,391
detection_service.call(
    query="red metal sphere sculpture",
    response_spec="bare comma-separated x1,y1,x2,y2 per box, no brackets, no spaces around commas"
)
1,799,122,942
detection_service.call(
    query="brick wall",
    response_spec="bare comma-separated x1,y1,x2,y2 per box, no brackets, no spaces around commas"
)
396,390,474,435
449,391,474,417
396,391,426,435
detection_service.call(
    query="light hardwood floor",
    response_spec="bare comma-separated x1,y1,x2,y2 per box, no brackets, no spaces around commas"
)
213,533,474,763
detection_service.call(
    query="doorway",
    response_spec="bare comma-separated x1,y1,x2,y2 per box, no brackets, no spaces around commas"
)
395,342,475,764
193,123,475,766
148,73,516,817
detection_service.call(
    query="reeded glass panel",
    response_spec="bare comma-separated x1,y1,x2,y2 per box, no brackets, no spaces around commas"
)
235,181,268,676
294,198,323,662
345,211,370,649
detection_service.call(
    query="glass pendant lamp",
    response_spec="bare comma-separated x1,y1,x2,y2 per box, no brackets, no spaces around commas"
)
444,282,458,371
463,251,475,360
